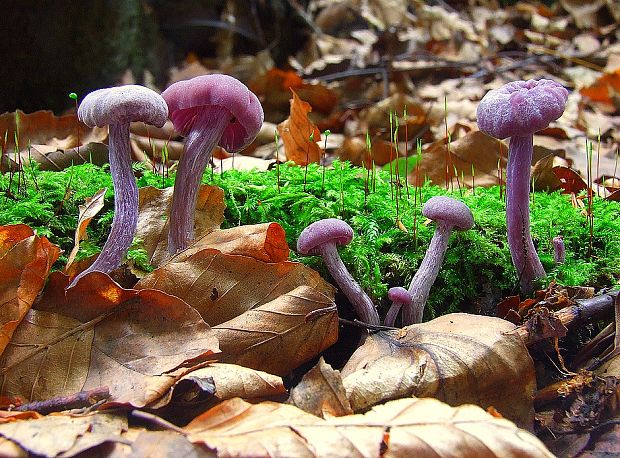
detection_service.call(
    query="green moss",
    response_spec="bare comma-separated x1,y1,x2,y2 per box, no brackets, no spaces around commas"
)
1,161,618,320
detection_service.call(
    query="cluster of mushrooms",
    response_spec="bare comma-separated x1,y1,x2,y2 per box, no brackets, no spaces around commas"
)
74,76,569,329
70,75,264,286
297,78,569,327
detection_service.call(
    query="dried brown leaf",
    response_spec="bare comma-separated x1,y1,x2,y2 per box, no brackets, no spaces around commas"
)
287,357,352,419
1,143,111,172
341,313,536,428
136,248,333,326
276,90,322,165
184,397,553,457
213,286,338,376
65,188,107,270
128,430,214,458
0,272,218,406
0,225,59,356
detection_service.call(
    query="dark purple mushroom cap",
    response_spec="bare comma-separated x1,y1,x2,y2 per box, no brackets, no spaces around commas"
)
422,196,474,230
388,287,412,304
476,79,568,140
297,219,354,255
162,74,264,152
78,85,168,128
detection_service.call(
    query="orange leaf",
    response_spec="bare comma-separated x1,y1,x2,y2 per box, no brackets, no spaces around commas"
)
277,90,322,166
580,69,620,105
0,225,59,356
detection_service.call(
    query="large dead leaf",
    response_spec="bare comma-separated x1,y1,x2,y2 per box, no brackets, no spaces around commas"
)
184,397,553,457
0,272,219,406
0,142,110,172
0,412,126,457
136,248,334,326
65,188,107,270
341,313,536,429
580,69,620,107
213,286,338,376
412,131,508,188
276,90,322,165
135,185,225,268
0,225,59,356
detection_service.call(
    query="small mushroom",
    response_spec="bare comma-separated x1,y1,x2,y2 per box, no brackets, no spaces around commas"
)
404,196,474,325
384,287,412,327
162,74,264,255
71,85,168,286
553,235,565,264
477,79,568,292
297,219,380,325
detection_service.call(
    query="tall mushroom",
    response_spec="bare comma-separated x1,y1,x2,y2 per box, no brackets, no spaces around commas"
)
477,79,568,292
404,196,474,325
297,219,380,325
71,85,168,286
162,74,264,255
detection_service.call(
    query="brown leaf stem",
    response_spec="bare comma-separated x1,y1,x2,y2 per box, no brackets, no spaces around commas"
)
15,386,110,414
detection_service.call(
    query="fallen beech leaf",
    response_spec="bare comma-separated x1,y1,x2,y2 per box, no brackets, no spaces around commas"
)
135,185,225,269
65,188,107,270
0,110,107,153
184,397,553,457
412,131,508,188
0,411,41,423
128,430,214,458
287,357,352,418
276,90,322,166
213,286,338,376
1,142,110,172
532,153,569,191
0,225,59,356
580,69,620,105
0,412,125,457
0,272,218,406
137,248,334,326
552,166,589,194
341,313,536,429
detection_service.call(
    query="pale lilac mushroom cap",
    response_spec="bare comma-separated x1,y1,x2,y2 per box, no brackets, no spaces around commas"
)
162,74,264,255
385,287,413,327
477,79,568,293
403,196,474,325
70,85,168,287
297,219,380,325
162,74,264,152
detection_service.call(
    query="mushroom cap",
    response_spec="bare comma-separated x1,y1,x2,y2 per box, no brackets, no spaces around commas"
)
162,74,264,152
388,287,412,304
422,196,474,230
477,79,568,140
297,218,354,255
78,85,168,128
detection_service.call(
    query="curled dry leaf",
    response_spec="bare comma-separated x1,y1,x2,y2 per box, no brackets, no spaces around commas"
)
65,188,107,270
0,412,126,457
276,90,322,166
123,430,214,458
0,142,111,172
0,272,219,407
213,286,338,376
286,357,353,419
0,225,59,356
137,248,334,326
341,313,536,429
135,185,225,268
184,396,553,457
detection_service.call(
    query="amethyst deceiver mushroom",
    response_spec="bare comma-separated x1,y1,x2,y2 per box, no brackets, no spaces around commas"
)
477,79,568,292
71,85,168,286
553,236,565,264
297,219,380,325
162,74,263,255
384,287,412,327
404,196,474,325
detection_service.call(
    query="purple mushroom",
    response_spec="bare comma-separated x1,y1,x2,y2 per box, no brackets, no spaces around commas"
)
71,85,168,286
162,74,263,255
297,219,380,325
553,235,565,264
404,196,474,325
384,287,412,327
477,79,568,292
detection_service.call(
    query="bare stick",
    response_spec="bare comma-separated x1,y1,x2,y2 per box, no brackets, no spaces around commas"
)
15,386,110,414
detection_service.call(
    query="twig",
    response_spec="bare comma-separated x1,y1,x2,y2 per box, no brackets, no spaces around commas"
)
15,386,110,414
338,317,395,332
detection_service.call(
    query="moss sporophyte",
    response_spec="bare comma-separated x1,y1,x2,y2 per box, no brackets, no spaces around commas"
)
1,160,618,319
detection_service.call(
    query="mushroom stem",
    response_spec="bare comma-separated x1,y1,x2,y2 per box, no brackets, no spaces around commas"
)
168,106,230,255
70,123,137,286
506,134,545,292
317,242,380,325
404,222,452,325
